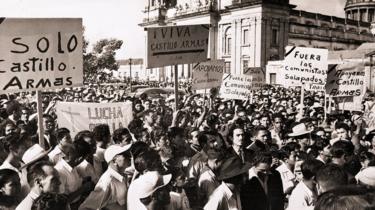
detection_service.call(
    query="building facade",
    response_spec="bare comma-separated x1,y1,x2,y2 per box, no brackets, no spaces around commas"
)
140,0,374,80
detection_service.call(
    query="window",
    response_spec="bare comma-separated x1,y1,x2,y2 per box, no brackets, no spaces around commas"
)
225,62,231,74
242,60,249,73
271,29,279,46
243,29,249,45
150,69,153,74
224,27,232,55
270,73,276,84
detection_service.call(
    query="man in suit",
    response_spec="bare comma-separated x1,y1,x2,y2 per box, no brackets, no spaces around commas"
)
226,125,252,164
32,114,57,150
241,152,284,210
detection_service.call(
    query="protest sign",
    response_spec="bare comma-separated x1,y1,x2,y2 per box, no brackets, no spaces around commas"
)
219,74,254,100
56,102,133,136
0,18,83,93
243,67,265,90
305,83,325,92
335,96,363,112
146,24,209,68
191,60,224,90
326,62,366,97
283,46,328,86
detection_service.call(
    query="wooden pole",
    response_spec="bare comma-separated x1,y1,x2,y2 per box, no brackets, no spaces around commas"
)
174,64,179,111
300,84,305,116
36,91,45,149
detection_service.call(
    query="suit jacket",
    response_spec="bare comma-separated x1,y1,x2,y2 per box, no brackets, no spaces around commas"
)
241,169,284,210
225,147,253,164
31,132,57,150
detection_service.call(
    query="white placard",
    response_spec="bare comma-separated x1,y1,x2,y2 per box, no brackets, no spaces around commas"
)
191,60,224,90
326,62,366,97
0,18,83,93
220,74,253,100
283,46,328,86
146,24,209,68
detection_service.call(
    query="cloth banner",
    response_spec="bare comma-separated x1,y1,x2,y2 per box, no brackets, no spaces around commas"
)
283,46,328,86
326,62,366,97
191,60,224,90
56,102,133,136
0,18,83,93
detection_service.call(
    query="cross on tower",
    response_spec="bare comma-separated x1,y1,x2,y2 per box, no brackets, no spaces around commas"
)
61,106,80,132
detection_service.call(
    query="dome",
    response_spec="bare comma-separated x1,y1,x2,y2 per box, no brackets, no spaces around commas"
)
345,0,375,22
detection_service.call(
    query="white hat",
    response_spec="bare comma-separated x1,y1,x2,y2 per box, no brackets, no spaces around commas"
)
288,123,313,137
21,144,49,169
134,171,172,199
104,144,132,163
356,167,375,187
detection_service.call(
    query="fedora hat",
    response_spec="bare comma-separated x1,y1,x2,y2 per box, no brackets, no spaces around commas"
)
21,144,51,169
288,123,313,137
217,156,251,181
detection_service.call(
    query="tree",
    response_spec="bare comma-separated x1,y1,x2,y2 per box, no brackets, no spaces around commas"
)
83,38,123,83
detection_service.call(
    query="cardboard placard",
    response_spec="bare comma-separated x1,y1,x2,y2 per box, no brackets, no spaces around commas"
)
146,24,209,68
191,60,224,90
0,18,83,93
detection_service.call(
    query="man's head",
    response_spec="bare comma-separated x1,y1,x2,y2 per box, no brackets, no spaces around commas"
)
113,128,132,146
301,159,324,181
74,130,96,155
31,193,68,210
335,122,350,140
63,142,88,168
56,128,72,149
316,164,348,194
252,152,272,178
279,146,297,168
253,126,270,144
27,161,61,193
105,144,132,172
198,131,222,151
330,140,355,166
42,114,55,133
92,124,111,147
229,126,244,147
4,122,17,136
273,114,284,130
260,115,270,128
143,109,155,125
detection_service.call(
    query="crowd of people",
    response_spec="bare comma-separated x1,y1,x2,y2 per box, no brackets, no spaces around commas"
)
0,82,375,210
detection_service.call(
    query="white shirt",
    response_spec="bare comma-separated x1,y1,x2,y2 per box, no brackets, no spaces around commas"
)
48,146,65,164
204,182,241,210
80,167,127,210
287,181,317,210
276,163,296,193
15,190,39,210
55,159,82,194
76,159,101,184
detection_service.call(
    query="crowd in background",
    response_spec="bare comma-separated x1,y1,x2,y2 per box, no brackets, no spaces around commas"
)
0,82,375,210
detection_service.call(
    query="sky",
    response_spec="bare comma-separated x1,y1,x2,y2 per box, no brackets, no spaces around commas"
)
0,0,347,59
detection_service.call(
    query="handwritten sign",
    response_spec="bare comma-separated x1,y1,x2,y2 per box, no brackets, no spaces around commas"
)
219,74,254,100
305,83,325,92
326,62,366,97
243,67,265,90
191,60,224,90
336,96,363,112
56,102,133,136
146,25,209,68
0,18,83,93
283,46,328,86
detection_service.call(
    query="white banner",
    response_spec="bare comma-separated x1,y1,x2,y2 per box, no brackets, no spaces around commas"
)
283,46,328,86
326,62,366,97
146,24,209,68
0,18,83,93
56,102,133,136
191,60,224,90
219,74,253,100
336,96,363,112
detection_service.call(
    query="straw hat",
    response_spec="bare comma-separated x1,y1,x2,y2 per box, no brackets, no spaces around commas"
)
288,123,313,137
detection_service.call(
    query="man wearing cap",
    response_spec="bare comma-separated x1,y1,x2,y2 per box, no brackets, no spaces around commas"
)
288,123,313,151
79,144,132,210
204,156,250,210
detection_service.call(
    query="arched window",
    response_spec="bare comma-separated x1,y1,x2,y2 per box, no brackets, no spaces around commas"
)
223,27,232,55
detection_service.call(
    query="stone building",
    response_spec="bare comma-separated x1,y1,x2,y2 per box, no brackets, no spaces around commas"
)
140,0,374,80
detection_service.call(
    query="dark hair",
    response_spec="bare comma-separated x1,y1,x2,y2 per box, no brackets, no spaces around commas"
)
301,159,324,180
134,149,163,173
112,128,131,144
331,141,354,159
167,127,184,140
316,164,348,193
0,169,19,189
27,161,54,187
252,126,268,137
73,139,91,159
5,100,20,116
92,124,110,143
74,130,93,142
130,141,150,159
335,122,350,132
31,193,68,210
252,152,272,166
142,109,154,118
56,128,70,142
